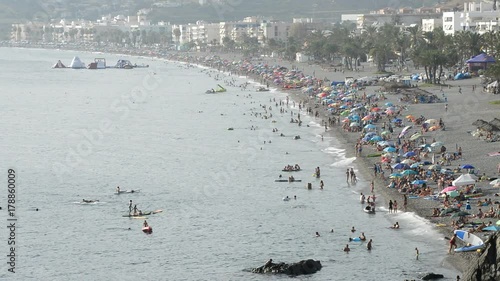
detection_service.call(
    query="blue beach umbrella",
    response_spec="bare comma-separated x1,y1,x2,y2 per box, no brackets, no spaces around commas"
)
461,164,475,169
412,180,427,185
410,163,421,168
483,225,500,231
384,147,397,153
370,136,383,142
364,124,376,129
392,163,409,170
390,173,403,178
402,169,418,176
385,102,393,106
392,118,402,123
403,151,416,158
365,132,377,138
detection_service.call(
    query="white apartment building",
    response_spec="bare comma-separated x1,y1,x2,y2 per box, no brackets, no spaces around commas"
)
189,22,220,45
219,21,260,44
259,21,291,44
422,18,442,32
443,1,500,35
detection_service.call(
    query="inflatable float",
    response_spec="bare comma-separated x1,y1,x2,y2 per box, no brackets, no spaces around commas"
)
142,226,153,234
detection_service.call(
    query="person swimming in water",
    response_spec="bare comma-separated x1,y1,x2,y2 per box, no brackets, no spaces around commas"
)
143,220,149,227
116,186,120,193
391,222,400,229
82,199,98,203
367,239,373,250
360,232,366,241
343,244,350,252
351,226,356,233
315,232,320,237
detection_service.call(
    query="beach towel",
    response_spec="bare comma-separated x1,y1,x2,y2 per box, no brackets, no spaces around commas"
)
488,151,500,156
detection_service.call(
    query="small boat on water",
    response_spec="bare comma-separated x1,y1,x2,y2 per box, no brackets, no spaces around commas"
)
88,58,106,69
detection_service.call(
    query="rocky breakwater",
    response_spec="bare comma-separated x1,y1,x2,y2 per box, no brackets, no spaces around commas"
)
463,232,499,281
251,259,322,276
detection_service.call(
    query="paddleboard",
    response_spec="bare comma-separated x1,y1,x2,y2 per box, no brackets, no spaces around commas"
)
115,189,140,194
275,179,302,182
453,230,484,252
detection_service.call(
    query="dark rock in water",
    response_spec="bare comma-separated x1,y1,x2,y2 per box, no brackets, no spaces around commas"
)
421,272,444,280
251,259,322,276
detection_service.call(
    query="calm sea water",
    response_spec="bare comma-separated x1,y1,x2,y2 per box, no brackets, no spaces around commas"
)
0,47,459,280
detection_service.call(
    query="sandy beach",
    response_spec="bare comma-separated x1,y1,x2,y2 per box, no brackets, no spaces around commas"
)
169,51,500,275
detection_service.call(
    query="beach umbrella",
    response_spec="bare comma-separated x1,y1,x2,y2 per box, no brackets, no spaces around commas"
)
424,119,438,125
451,211,471,218
489,179,500,186
371,107,381,112
399,125,412,138
402,169,418,176
362,115,373,121
393,163,409,170
410,163,421,168
370,136,383,142
429,126,440,131
446,190,460,198
386,109,395,114
431,141,444,148
364,124,376,129
389,173,403,178
409,133,422,141
440,207,459,215
401,159,415,164
385,102,394,106
405,114,414,119
428,164,441,170
412,179,427,185
421,161,432,165
392,118,402,123
384,147,397,153
420,144,431,148
341,118,350,123
350,122,360,127
461,164,475,169
350,115,361,120
381,131,391,136
403,151,416,158
496,220,500,225
340,110,350,116
440,168,454,175
365,132,377,138
483,225,500,231
440,186,457,193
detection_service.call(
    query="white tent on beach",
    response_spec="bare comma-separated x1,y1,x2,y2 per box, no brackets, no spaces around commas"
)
69,56,85,69
452,174,478,186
